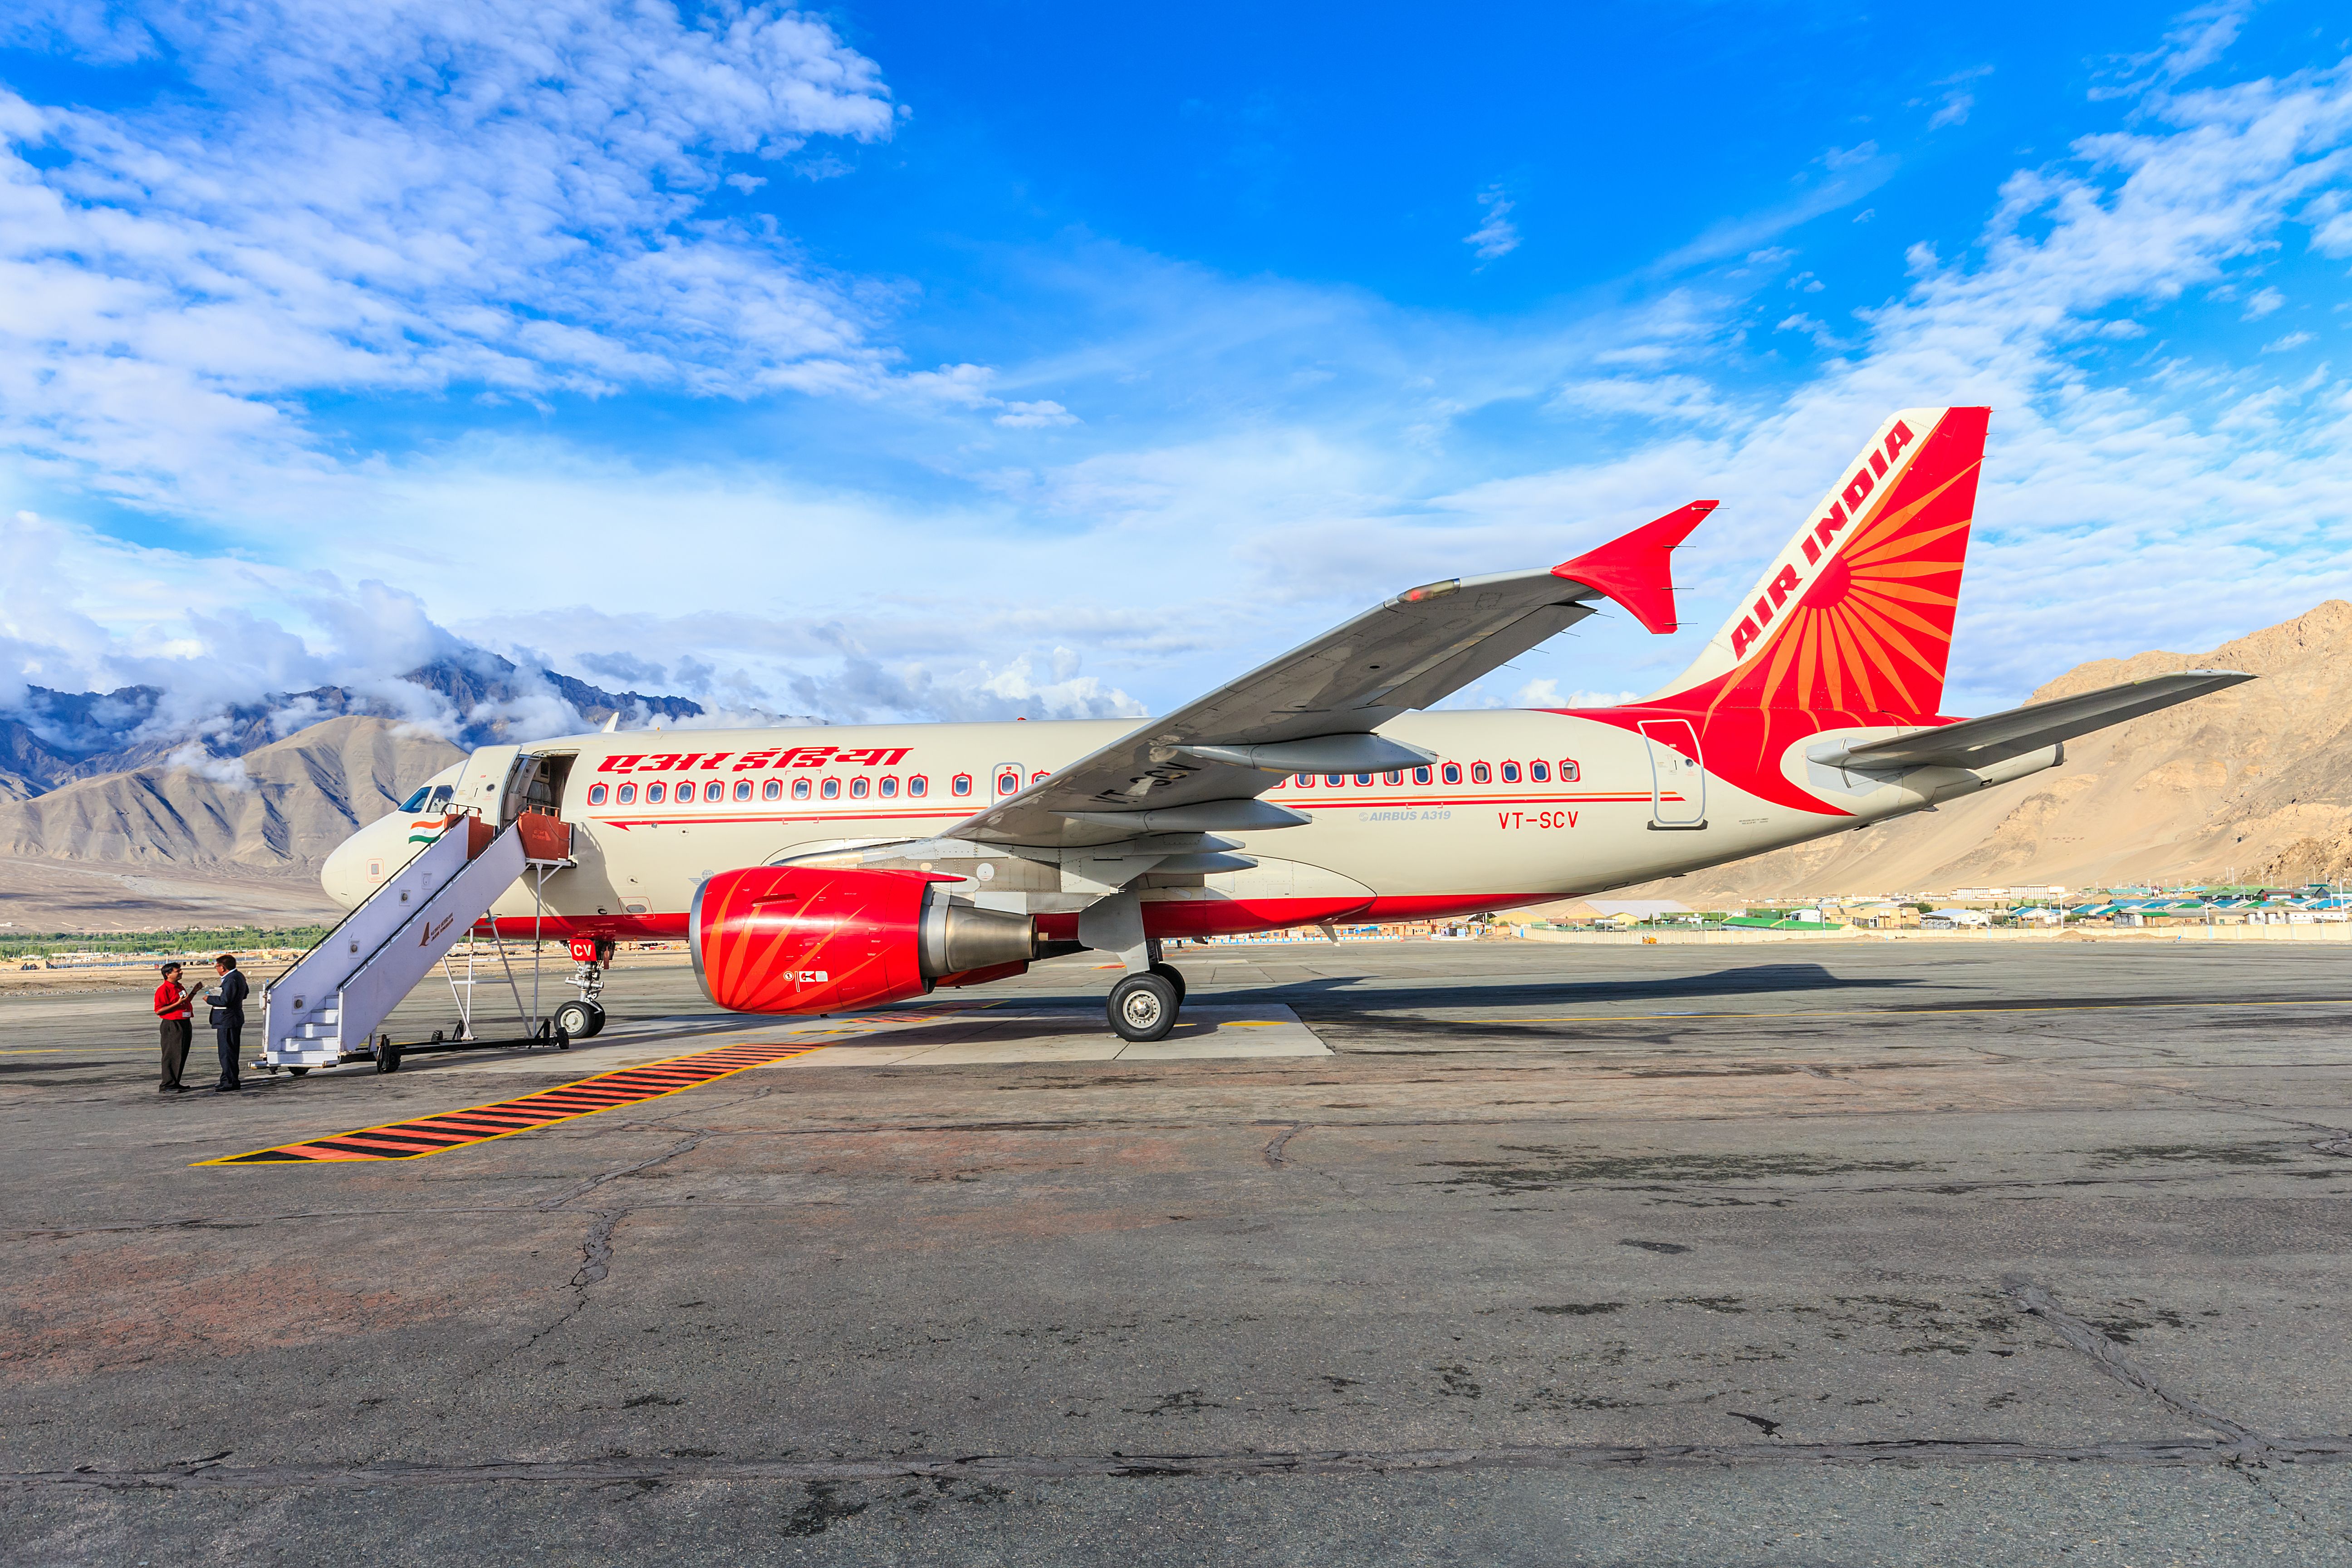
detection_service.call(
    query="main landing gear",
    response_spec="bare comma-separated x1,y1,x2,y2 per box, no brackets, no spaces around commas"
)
1105,940,1190,1044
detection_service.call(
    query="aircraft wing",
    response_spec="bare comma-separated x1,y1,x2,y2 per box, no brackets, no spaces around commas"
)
1814,670,2254,770
944,502,1715,848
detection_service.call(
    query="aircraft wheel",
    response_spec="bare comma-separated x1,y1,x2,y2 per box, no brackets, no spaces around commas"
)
1108,972,1179,1043
1149,962,1187,1004
553,999,603,1039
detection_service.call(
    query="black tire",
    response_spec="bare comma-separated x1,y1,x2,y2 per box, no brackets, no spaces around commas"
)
1107,972,1179,1043
553,999,604,1039
289,1066,309,1078
1149,962,1187,1005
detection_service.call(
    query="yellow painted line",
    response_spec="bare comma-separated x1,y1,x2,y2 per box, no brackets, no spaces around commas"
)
196,1039,823,1166
1455,997,2352,1025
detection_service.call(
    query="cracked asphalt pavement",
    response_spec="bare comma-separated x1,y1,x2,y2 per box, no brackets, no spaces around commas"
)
7,939,2352,1564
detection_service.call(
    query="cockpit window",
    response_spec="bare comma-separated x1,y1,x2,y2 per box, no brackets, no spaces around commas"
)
400,783,456,813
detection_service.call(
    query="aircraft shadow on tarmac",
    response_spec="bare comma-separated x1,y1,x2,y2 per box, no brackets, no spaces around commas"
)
1179,962,1925,1015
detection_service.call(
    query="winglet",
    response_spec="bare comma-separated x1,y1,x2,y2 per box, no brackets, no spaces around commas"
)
1550,500,1716,635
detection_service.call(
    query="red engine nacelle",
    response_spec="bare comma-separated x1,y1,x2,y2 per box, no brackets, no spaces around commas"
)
690,865,1040,1014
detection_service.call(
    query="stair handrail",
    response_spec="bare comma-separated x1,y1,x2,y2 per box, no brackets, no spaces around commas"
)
337,820,521,997
262,810,475,997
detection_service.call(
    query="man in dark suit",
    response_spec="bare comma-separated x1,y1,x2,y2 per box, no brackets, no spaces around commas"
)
205,953,249,1092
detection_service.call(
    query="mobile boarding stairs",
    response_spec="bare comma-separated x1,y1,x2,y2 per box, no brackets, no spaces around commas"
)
258,812,578,1075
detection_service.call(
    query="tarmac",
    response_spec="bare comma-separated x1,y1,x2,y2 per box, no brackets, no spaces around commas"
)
5,938,2352,1564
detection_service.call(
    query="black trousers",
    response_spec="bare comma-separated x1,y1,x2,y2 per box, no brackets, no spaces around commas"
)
159,1018,191,1088
215,1023,243,1088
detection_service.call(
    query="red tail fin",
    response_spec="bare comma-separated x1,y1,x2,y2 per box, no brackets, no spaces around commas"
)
1653,407,1988,719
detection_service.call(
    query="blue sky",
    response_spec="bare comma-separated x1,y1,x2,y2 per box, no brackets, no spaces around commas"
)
3,0,2351,744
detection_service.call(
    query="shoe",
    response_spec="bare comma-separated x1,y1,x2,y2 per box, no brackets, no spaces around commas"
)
213,1084,240,1093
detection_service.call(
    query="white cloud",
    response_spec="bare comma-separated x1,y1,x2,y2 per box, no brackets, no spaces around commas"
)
995,400,1081,429
1463,185,1519,263
1654,146,1895,270
0,0,898,512
8,5,2352,739
2243,286,2285,318
2261,330,2315,351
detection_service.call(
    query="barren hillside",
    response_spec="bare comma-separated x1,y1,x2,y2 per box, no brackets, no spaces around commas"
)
1623,601,2352,900
0,715,464,886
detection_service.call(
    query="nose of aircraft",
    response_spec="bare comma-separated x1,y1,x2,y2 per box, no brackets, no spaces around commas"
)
321,815,403,909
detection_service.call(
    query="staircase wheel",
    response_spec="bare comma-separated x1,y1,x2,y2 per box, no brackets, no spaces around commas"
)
289,1067,309,1078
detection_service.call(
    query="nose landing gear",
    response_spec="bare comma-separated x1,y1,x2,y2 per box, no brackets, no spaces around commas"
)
559,936,614,1038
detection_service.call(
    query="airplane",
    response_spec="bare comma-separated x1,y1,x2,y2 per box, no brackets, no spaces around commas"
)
321,406,2249,1046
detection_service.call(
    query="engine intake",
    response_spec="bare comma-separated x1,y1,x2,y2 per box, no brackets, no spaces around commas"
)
691,865,1040,1014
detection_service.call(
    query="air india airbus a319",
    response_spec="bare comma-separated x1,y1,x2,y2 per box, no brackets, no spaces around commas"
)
319,407,2247,1046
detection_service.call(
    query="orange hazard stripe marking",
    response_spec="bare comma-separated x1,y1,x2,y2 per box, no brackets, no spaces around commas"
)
195,1039,822,1166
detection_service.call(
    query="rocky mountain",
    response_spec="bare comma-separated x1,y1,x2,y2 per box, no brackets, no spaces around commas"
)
0,715,466,885
0,654,710,800
1623,601,2352,900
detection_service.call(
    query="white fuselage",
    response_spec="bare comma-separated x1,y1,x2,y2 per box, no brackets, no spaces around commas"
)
323,710,2056,939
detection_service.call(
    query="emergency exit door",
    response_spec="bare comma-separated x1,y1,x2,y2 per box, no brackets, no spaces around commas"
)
1638,719,1706,828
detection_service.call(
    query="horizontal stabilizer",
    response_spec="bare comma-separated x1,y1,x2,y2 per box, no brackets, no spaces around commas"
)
1814,670,2254,769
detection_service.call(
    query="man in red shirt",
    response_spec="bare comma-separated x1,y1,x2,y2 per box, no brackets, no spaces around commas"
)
153,961,194,1093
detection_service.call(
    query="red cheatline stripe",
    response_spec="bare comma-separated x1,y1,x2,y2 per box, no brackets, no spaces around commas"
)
198,1037,822,1166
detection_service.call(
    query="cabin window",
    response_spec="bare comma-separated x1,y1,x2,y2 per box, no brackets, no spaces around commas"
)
821,778,840,799
1471,762,1491,784
1032,770,1049,785
1530,761,1550,782
1353,773,1372,786
705,781,724,802
1325,774,1344,786
879,776,898,798
1294,774,1315,787
1383,770,1402,786
733,780,752,801
763,779,781,800
1501,762,1521,784
617,783,637,804
792,778,811,800
1441,763,1461,785
1413,766,1432,785
996,771,1019,795
645,782,665,804
909,775,928,797
953,774,973,796
587,784,608,805
850,777,870,799
1558,759,1580,782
